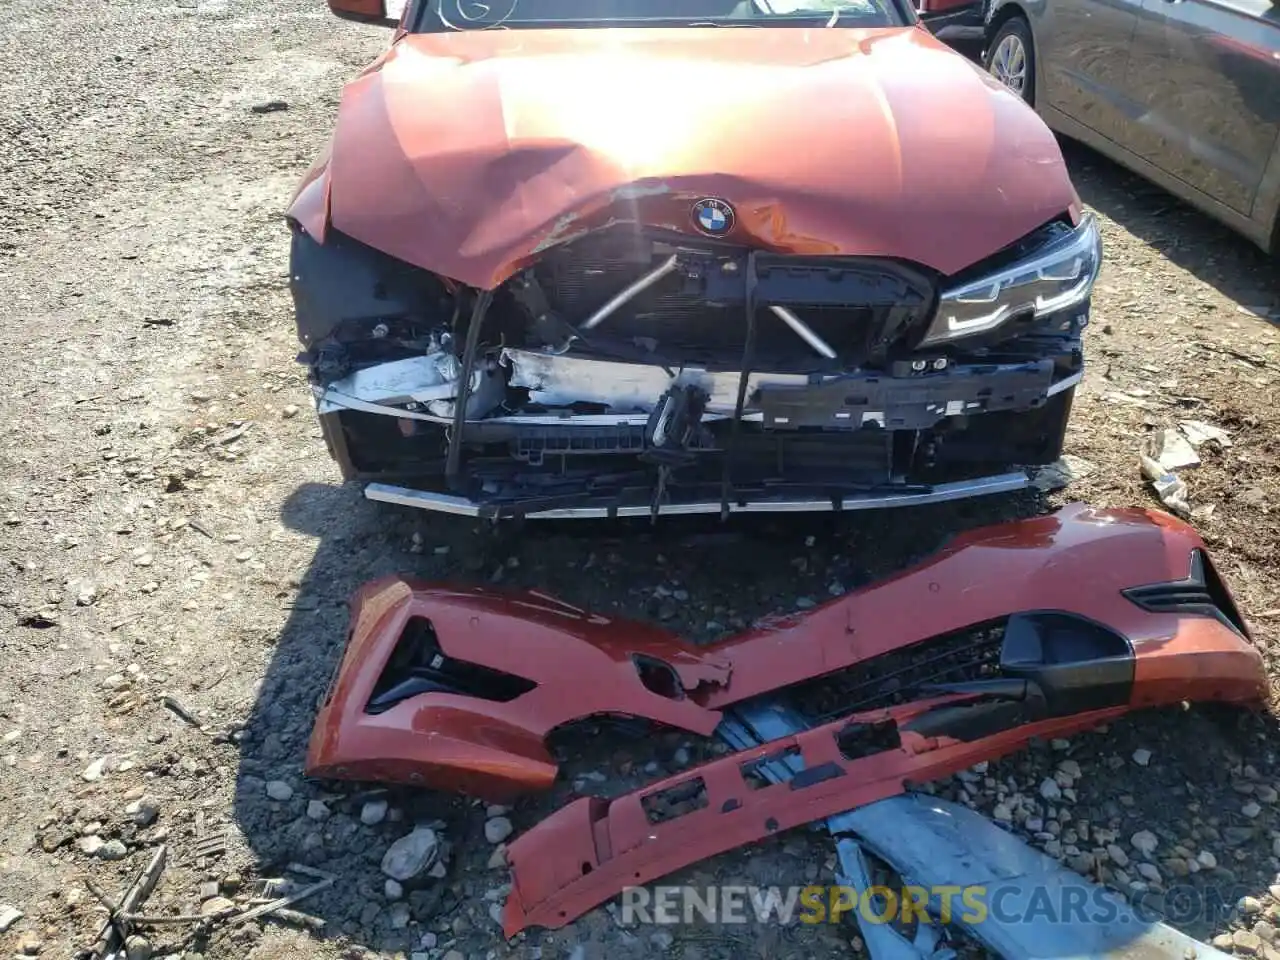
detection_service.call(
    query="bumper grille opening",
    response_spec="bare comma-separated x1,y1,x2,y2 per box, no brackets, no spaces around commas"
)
1123,549,1250,638
783,622,1006,725
533,226,933,370
365,616,537,714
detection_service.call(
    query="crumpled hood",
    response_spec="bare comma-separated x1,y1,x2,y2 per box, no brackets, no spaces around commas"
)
299,26,1080,289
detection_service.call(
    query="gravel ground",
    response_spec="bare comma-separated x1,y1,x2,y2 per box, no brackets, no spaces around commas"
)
1,3,1279,959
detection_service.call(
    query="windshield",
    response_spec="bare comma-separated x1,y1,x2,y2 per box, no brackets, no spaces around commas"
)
418,0,904,31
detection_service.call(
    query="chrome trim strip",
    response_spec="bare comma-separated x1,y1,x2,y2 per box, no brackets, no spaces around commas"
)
364,472,1029,519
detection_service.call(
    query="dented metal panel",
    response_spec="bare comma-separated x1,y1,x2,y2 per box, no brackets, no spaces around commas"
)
302,28,1082,289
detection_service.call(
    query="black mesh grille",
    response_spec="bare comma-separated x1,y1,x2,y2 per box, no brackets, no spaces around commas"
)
782,622,1006,725
533,227,924,368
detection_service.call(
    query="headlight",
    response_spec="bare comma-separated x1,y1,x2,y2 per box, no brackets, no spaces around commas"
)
919,213,1102,346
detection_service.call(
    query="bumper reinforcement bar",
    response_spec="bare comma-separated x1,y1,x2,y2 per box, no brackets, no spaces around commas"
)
501,698,1131,936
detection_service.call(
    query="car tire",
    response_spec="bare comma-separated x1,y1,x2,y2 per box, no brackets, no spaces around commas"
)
986,17,1036,105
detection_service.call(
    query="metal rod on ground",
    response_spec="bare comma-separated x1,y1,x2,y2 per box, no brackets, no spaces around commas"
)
720,250,758,520
445,289,494,490
89,844,167,959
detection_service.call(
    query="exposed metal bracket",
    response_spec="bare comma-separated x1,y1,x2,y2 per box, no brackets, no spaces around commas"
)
770,305,838,360
581,254,680,330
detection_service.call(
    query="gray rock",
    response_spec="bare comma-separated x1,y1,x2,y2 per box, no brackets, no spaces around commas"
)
82,756,110,781
485,816,514,844
0,905,23,933
385,879,403,900
361,799,388,825
200,897,235,916
1240,896,1265,915
125,797,160,827
487,844,508,869
672,747,691,767
486,804,510,818
1233,930,1263,955
1039,778,1062,802
1254,921,1277,943
125,934,153,960
1107,844,1130,867
1131,830,1159,857
381,827,439,881
1067,853,1094,874
1196,850,1217,869
1135,862,1161,884
306,800,330,821
1164,858,1190,878
265,780,293,802
389,902,411,929
1243,800,1263,819
1057,759,1082,780
1132,748,1152,767
79,835,105,855
98,839,128,860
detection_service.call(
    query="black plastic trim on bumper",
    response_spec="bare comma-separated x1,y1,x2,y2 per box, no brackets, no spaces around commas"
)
756,361,1058,431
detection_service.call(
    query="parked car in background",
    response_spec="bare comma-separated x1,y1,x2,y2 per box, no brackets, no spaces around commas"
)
982,0,1280,256
291,0,1101,521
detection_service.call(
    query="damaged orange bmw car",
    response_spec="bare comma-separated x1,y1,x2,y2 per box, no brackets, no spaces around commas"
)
288,0,1101,520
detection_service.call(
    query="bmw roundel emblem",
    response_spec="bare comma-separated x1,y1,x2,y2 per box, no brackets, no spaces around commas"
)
691,198,735,236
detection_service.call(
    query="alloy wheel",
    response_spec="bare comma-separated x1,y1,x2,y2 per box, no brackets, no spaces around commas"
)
990,33,1028,97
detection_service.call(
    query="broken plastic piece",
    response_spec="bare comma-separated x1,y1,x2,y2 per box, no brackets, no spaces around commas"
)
832,794,1235,960
308,504,1265,803
306,583,731,800
834,837,955,960
501,697,1142,935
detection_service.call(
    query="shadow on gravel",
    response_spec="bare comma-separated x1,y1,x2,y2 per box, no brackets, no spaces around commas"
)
1025,703,1280,942
1061,138,1280,327
229,480,1047,955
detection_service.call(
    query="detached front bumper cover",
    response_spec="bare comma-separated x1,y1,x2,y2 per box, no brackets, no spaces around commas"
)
307,503,1265,802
